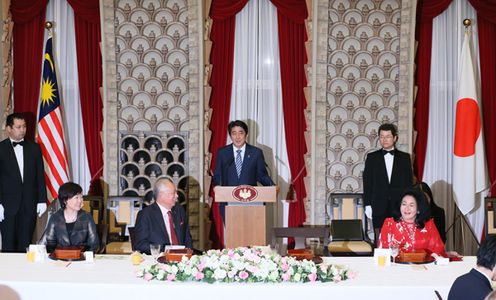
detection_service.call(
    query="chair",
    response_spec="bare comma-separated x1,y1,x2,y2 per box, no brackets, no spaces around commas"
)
128,227,136,251
326,193,373,256
485,197,496,238
82,195,104,225
106,196,143,254
272,226,331,256
96,224,108,254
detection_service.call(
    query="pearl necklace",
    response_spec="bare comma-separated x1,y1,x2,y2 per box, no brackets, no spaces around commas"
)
64,212,77,223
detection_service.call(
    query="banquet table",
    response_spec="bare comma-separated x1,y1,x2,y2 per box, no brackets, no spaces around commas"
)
0,253,479,300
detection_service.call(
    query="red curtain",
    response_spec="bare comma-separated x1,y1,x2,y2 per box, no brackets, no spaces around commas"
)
468,0,496,196
10,0,48,140
413,0,452,181
271,0,308,229
67,0,103,195
208,0,249,248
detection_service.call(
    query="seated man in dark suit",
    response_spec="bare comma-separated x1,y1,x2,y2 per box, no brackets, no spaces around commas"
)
448,236,496,300
213,120,275,220
134,178,192,254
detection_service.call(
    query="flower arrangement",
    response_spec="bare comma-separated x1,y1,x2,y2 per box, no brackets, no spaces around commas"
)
136,247,355,283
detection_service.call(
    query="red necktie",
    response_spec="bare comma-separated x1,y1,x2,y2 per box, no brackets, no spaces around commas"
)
167,211,179,245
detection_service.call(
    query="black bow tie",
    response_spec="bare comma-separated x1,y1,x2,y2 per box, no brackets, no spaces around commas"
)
12,141,25,147
382,149,394,156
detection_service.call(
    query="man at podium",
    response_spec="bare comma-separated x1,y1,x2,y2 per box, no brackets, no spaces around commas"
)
213,120,275,220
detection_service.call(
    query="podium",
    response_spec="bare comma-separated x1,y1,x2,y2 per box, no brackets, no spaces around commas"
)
215,185,276,248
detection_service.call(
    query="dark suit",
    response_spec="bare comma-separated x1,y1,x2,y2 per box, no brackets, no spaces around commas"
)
134,202,192,253
0,139,46,252
44,209,99,252
213,143,274,219
363,148,413,228
213,143,274,187
448,268,493,300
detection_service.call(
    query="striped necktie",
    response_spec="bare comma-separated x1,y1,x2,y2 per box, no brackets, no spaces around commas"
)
235,149,242,178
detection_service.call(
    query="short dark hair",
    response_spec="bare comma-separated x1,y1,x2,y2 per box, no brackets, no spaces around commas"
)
6,113,25,128
228,120,248,136
392,187,430,229
477,236,496,270
58,182,83,209
378,123,398,137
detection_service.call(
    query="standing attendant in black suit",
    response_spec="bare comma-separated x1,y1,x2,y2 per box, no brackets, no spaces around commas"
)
448,236,496,300
212,120,275,220
0,113,47,252
134,178,192,253
363,123,413,244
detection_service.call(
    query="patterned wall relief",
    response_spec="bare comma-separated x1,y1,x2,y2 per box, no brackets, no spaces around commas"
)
115,0,189,133
119,132,188,204
326,0,401,211
114,0,201,244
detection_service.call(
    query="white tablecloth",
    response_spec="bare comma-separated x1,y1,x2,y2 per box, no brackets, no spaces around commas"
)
0,253,476,300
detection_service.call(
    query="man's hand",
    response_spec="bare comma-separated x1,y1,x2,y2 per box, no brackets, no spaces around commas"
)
0,204,4,222
365,205,373,219
37,203,47,217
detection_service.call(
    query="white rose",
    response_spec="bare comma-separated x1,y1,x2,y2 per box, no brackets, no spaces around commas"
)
157,270,166,280
214,268,227,280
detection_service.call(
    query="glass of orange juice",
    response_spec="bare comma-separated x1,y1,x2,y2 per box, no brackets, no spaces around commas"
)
378,255,386,267
26,248,35,262
131,252,142,265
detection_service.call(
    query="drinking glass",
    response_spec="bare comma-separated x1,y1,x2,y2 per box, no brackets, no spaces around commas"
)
150,244,161,261
390,244,399,264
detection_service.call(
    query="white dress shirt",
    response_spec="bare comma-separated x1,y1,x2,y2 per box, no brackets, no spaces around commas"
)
383,148,394,183
10,138,24,182
157,203,173,242
232,144,246,162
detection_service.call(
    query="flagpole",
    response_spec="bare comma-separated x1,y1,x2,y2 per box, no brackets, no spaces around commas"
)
446,18,483,252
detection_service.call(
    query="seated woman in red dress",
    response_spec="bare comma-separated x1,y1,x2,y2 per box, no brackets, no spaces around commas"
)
379,188,445,256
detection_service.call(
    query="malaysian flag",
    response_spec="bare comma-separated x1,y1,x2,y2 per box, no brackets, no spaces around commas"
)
37,36,70,201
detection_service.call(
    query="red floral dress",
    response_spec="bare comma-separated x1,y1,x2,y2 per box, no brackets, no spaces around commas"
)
379,218,445,255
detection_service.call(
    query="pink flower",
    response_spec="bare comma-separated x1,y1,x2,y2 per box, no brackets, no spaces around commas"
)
239,271,249,280
320,264,328,273
167,274,176,281
334,275,342,282
348,271,357,279
282,272,291,281
228,249,235,257
195,271,204,280
281,262,289,272
308,272,317,282
144,273,153,281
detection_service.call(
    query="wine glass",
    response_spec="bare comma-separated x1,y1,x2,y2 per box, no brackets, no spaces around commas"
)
150,244,161,262
390,244,399,264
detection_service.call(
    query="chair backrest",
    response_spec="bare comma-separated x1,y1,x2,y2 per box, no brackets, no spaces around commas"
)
128,226,136,250
107,196,143,238
83,195,104,224
331,219,364,241
327,193,371,241
485,197,496,238
96,223,109,254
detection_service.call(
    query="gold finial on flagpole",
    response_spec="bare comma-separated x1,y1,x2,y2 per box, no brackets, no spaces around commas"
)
463,18,471,28
45,21,53,30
